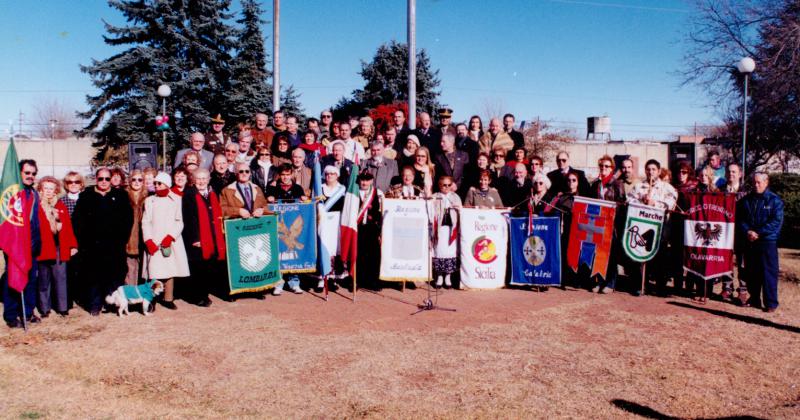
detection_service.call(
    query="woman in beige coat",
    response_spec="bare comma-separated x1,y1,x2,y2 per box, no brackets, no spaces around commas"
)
141,172,190,310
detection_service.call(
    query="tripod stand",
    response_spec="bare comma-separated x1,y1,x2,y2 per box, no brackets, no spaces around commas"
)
412,195,457,315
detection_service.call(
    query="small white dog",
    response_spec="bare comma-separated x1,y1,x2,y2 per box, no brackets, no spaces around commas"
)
105,281,165,316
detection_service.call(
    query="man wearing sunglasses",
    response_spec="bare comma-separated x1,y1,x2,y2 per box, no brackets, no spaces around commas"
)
2,160,43,328
72,167,134,316
547,151,589,195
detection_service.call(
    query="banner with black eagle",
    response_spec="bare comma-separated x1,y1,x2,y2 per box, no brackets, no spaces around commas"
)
566,197,617,279
683,192,736,280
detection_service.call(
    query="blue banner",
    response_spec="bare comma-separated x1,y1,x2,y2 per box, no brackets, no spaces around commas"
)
267,201,317,273
509,216,561,286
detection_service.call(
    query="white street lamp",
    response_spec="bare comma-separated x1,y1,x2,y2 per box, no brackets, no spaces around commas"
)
157,84,171,171
737,57,755,179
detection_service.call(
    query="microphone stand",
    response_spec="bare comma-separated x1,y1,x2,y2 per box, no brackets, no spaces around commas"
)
412,195,456,315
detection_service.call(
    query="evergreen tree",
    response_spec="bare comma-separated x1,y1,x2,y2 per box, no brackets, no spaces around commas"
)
80,0,238,161
334,41,441,118
226,0,272,128
280,85,307,126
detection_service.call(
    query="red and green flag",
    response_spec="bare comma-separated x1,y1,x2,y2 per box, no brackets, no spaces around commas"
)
339,164,359,272
0,140,33,292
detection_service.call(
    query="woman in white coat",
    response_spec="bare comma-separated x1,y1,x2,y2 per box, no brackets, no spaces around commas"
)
142,172,190,310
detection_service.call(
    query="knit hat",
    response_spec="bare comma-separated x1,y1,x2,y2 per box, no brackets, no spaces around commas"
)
154,172,172,188
406,134,420,147
323,165,340,175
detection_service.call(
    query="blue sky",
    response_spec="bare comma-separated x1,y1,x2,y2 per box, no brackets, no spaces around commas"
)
0,0,719,140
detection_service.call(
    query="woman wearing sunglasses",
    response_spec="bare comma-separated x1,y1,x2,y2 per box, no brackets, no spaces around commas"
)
125,170,148,287
141,172,190,310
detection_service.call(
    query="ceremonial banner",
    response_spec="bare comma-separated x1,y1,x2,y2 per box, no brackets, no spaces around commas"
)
317,209,340,276
510,217,561,286
379,199,430,281
0,140,33,292
225,216,281,294
566,197,617,279
683,193,736,280
460,208,507,289
622,203,665,262
268,201,317,273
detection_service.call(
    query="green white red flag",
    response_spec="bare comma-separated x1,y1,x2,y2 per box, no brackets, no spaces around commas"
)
339,164,359,271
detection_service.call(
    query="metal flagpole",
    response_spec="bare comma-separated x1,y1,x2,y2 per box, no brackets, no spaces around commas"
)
272,0,280,112
352,255,357,303
20,290,28,332
407,0,416,130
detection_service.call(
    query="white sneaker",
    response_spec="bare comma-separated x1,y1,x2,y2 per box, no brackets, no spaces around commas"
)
317,279,324,289
591,286,600,293
444,276,452,288
291,285,304,294
601,287,613,294
435,277,443,287
272,286,282,296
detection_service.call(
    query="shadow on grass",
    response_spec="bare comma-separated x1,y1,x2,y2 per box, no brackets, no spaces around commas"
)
666,301,800,334
611,399,766,420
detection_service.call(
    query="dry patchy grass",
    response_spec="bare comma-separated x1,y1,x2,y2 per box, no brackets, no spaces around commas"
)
0,251,799,418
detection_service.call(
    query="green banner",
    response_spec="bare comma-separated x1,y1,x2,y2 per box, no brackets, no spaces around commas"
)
225,215,281,295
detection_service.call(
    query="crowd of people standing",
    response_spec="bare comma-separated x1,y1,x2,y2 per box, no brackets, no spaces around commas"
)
1,109,786,328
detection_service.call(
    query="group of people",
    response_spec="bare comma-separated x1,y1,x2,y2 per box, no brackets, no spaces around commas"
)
1,109,786,328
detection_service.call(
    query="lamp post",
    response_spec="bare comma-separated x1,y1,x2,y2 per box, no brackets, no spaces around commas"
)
157,84,171,171
736,57,755,179
50,119,58,176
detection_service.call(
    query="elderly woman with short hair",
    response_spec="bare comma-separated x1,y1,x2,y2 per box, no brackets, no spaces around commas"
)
36,176,78,317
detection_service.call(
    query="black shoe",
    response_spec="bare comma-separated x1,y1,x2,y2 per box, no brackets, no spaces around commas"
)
27,315,41,324
56,310,69,317
40,311,50,319
6,319,22,329
147,303,156,313
197,298,212,307
162,301,177,310
90,310,100,317
255,293,266,300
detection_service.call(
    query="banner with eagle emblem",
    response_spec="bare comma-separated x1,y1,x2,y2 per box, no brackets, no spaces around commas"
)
623,203,665,262
683,193,736,280
510,216,561,286
225,215,281,294
268,201,317,273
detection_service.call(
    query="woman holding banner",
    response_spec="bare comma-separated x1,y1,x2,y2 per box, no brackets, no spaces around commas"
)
589,156,625,294
431,176,462,289
316,165,347,292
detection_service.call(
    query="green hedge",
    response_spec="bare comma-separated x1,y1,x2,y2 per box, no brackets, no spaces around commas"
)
766,173,800,248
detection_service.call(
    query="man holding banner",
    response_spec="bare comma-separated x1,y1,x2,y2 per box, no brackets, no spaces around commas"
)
1,154,41,328
265,164,309,295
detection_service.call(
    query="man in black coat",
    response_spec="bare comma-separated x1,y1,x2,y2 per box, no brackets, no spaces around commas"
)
503,113,525,150
72,167,133,316
454,123,478,163
320,141,354,184
390,109,412,154
355,173,384,291
433,134,470,196
181,169,223,307
503,163,533,215
547,151,590,195
414,112,442,155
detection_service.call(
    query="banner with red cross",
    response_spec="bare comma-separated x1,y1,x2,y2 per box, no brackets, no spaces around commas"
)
566,197,617,279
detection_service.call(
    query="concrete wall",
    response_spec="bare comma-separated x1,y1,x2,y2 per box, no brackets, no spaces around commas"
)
0,138,95,178
542,141,670,180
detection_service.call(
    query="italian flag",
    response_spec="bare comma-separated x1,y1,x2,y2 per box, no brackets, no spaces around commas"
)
339,163,359,271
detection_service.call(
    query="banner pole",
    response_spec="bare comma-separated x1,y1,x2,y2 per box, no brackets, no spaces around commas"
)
352,257,357,303
324,274,328,302
640,262,646,297
402,280,405,293
21,289,28,332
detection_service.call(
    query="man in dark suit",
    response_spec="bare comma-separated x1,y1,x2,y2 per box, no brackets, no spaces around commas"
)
454,123,478,163
414,112,442,155
547,151,590,195
503,113,525,150
363,141,399,193
320,140,353,184
433,134,469,195
391,109,412,154
503,163,533,215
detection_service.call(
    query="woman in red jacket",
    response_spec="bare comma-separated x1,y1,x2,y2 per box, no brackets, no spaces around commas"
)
36,176,78,317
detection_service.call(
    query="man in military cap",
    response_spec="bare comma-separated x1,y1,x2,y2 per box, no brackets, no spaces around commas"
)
437,107,457,137
204,114,232,155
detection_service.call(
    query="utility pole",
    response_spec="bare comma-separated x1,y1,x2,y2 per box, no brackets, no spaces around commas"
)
407,0,416,130
272,0,280,112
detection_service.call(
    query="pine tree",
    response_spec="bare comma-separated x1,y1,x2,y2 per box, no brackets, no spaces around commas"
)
80,0,239,162
280,85,307,126
226,0,272,128
334,41,441,118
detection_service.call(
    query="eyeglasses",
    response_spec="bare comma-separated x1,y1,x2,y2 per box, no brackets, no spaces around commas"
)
440,183,452,187
238,169,251,174
23,171,37,176
535,181,545,185
416,155,426,159
558,159,568,162
322,115,332,119
259,153,271,157
494,155,504,159
153,181,164,186
568,179,579,183
97,177,111,182
130,178,143,182
599,164,612,168
65,180,82,185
